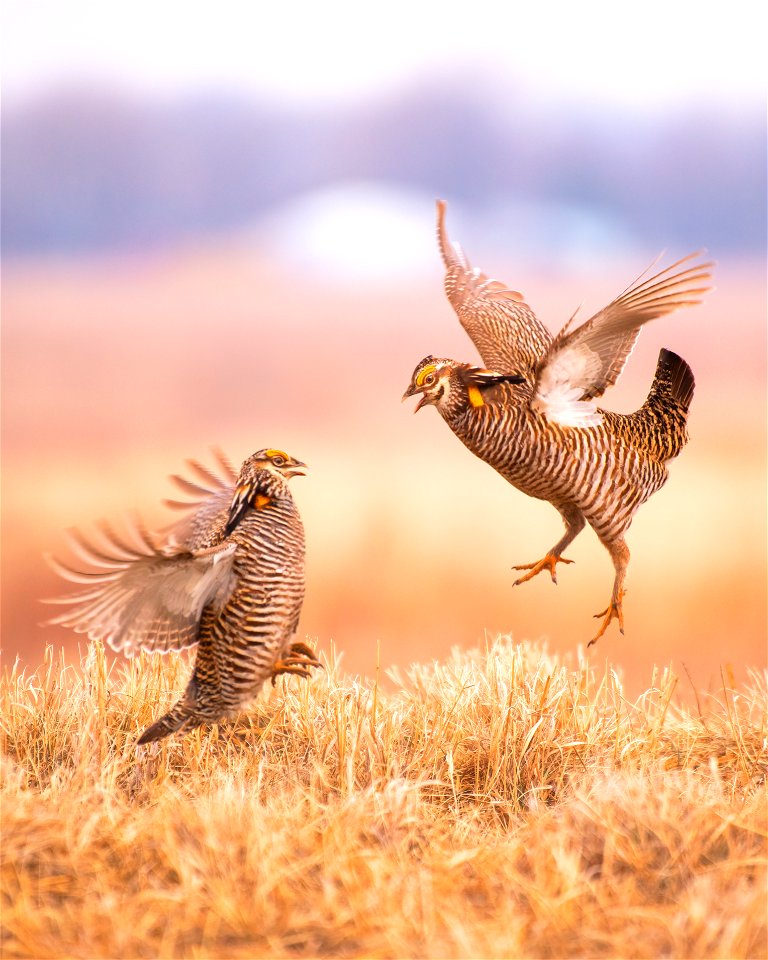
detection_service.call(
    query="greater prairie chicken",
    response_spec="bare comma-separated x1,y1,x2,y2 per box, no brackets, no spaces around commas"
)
403,201,712,645
47,448,321,743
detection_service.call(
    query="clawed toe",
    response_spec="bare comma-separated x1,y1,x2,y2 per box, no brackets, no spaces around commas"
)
288,640,322,663
270,641,323,686
588,592,625,647
513,553,574,586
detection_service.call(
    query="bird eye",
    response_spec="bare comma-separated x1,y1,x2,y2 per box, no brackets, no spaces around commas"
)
424,373,436,385
271,455,286,466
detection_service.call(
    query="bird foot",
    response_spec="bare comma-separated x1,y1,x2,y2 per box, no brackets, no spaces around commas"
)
287,640,322,662
513,553,574,586
588,592,625,647
271,641,323,686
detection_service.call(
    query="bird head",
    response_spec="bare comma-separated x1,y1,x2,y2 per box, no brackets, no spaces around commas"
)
402,356,456,412
225,449,306,536
249,448,307,480
403,357,526,414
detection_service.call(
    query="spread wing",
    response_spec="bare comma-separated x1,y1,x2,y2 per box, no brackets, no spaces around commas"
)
44,521,237,656
44,449,240,655
161,447,238,551
437,199,552,379
531,252,712,427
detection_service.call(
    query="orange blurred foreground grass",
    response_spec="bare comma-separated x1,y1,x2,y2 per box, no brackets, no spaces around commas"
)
2,638,766,959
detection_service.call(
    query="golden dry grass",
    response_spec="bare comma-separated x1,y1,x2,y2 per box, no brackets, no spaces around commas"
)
1,638,766,959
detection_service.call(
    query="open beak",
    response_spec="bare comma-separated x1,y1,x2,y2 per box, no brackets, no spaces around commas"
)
402,384,428,413
286,459,307,478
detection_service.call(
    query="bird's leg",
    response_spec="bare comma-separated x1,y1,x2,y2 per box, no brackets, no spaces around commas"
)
589,537,629,647
271,640,323,686
513,505,585,586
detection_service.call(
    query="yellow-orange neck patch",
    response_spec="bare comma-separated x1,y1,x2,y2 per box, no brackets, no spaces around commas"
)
254,494,272,510
467,385,485,408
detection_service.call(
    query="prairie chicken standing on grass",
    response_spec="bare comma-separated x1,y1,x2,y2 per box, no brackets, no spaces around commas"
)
403,201,712,645
47,448,321,743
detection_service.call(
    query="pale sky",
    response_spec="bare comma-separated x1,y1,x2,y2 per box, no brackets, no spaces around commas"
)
2,0,763,108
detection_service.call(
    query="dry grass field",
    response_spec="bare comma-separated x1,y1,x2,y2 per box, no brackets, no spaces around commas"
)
3,242,766,957
2,638,766,959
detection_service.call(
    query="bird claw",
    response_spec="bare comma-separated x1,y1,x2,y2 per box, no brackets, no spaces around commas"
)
588,592,625,647
512,553,574,586
288,640,322,662
270,641,323,686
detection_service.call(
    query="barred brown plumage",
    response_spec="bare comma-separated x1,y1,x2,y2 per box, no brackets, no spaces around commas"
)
404,201,713,645
45,448,320,743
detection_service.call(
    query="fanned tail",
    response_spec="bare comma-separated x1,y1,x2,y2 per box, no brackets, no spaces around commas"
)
649,348,695,412
638,348,695,462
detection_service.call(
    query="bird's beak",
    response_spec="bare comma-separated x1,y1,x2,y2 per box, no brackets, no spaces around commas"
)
402,384,428,413
286,459,307,478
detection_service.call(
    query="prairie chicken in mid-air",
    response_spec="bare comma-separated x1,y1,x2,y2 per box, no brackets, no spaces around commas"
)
403,201,712,645
47,448,321,743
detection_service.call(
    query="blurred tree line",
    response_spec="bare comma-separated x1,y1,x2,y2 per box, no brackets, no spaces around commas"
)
2,79,764,255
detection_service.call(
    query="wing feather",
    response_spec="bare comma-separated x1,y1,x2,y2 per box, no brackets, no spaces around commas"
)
437,200,552,377
44,520,236,656
531,252,712,426
161,447,238,550
45,448,242,655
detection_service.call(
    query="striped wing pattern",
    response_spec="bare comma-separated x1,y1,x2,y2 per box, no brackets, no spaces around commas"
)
531,253,712,427
437,200,552,378
45,452,239,656
162,447,238,550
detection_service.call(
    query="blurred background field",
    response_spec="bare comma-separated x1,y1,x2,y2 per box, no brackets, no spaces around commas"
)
2,1,765,697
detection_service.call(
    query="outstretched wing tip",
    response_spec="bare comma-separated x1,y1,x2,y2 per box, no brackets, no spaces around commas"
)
532,248,712,416
435,204,553,374
436,198,459,268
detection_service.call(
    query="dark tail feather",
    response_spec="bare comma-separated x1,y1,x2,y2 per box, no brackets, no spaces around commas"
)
137,704,195,745
651,348,695,411
640,348,695,462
